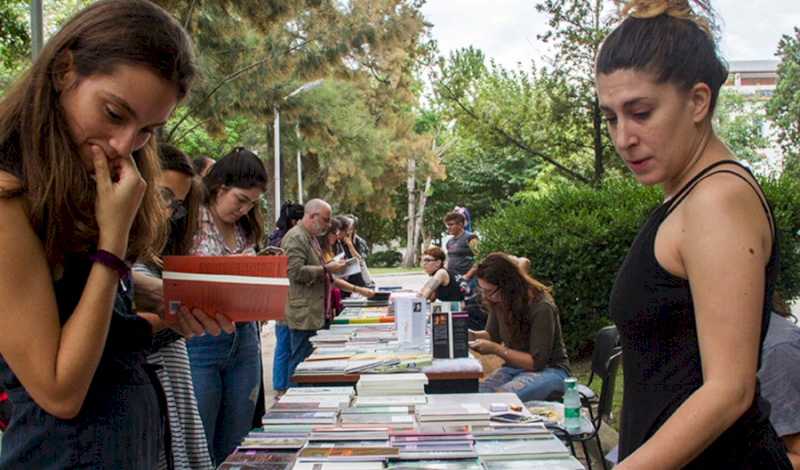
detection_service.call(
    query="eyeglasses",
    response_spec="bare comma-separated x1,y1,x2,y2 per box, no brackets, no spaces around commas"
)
421,258,439,264
445,222,460,227
158,186,187,220
168,200,188,220
476,284,500,298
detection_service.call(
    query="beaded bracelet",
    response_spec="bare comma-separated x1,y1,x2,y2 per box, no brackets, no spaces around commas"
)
88,250,131,280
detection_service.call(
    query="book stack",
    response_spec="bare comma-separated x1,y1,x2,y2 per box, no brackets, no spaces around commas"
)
473,435,572,461
261,410,337,427
292,359,349,376
481,457,586,470
387,459,484,469
470,423,553,440
339,406,416,429
217,451,296,469
353,395,428,407
389,430,477,461
356,373,428,396
415,403,492,428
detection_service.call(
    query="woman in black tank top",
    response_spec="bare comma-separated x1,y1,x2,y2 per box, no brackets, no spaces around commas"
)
596,1,791,469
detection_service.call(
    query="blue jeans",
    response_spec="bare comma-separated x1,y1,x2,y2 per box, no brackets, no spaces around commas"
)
272,324,291,391
187,321,262,465
479,366,568,402
288,329,316,388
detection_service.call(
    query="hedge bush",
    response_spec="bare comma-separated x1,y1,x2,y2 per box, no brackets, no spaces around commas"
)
478,174,800,359
369,250,404,268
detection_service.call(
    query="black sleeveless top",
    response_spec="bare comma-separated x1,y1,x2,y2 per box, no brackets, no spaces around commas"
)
0,150,159,468
434,267,468,302
609,161,790,468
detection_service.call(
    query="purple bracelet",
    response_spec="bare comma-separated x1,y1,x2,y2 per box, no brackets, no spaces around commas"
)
88,250,131,280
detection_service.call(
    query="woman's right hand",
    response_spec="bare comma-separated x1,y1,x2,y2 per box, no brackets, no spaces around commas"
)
174,306,235,339
92,145,146,254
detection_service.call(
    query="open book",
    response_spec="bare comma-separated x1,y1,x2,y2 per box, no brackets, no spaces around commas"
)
162,255,289,323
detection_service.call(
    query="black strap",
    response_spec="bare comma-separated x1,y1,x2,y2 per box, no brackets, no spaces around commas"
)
665,160,775,241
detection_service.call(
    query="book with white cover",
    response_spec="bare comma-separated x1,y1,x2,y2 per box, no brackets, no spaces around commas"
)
354,395,427,407
474,437,570,461
292,461,384,470
394,297,426,344
284,386,354,396
482,457,585,469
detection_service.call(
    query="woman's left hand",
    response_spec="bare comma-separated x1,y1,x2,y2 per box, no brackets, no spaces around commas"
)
469,338,502,356
172,307,236,339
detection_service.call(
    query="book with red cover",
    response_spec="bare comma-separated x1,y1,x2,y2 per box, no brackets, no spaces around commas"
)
162,255,289,324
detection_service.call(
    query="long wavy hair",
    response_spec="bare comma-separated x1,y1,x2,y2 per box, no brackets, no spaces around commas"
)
475,253,554,344
0,0,195,267
202,147,268,244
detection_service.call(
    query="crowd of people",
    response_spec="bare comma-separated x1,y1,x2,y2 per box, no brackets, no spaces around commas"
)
0,0,797,468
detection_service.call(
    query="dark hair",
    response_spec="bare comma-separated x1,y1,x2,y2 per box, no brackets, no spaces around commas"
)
596,0,727,114
276,201,305,231
444,211,465,224
423,246,446,263
320,218,342,257
0,0,195,265
203,147,268,243
157,142,204,257
475,252,553,344
192,156,214,175
336,215,353,232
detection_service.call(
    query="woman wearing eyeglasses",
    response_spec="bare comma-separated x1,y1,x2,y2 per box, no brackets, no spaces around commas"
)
469,253,570,402
417,246,471,302
132,142,215,470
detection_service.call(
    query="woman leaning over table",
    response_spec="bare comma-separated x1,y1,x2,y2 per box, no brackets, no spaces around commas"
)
597,0,791,468
0,1,229,467
320,217,375,310
468,253,570,402
186,147,267,465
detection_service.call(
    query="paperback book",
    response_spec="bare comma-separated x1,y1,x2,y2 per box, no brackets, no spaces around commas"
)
430,311,469,359
162,255,288,323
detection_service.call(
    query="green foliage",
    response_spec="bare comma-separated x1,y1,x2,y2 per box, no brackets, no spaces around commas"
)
761,174,800,303
766,27,800,178
369,250,403,268
713,90,769,164
478,174,800,359
0,0,29,70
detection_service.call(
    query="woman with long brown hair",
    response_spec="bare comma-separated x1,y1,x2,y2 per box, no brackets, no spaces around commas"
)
0,1,224,467
469,253,570,402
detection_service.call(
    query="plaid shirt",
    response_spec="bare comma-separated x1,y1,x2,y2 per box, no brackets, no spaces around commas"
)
190,206,257,256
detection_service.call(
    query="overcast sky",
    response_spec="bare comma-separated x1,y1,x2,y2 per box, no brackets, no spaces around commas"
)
420,0,800,69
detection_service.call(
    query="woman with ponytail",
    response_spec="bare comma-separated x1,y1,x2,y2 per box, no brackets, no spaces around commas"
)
598,0,791,467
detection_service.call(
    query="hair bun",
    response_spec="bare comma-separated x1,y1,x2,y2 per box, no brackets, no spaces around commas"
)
619,0,713,35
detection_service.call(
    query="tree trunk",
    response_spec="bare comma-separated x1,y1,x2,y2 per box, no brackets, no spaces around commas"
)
402,157,417,269
413,174,431,260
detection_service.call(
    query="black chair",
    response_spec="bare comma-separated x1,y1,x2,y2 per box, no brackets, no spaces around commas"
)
550,346,622,470
576,325,620,419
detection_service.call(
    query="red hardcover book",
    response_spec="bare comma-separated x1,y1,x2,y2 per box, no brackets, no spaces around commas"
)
162,255,289,324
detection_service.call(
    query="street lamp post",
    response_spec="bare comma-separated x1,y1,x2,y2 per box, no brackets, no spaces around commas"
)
273,79,324,221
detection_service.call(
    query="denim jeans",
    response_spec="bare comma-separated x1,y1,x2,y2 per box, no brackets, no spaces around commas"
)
288,329,316,388
186,321,262,465
272,324,291,392
479,365,569,402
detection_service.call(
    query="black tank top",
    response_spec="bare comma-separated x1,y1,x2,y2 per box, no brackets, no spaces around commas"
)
609,161,787,467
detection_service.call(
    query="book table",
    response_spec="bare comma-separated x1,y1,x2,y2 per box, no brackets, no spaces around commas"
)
220,392,586,469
